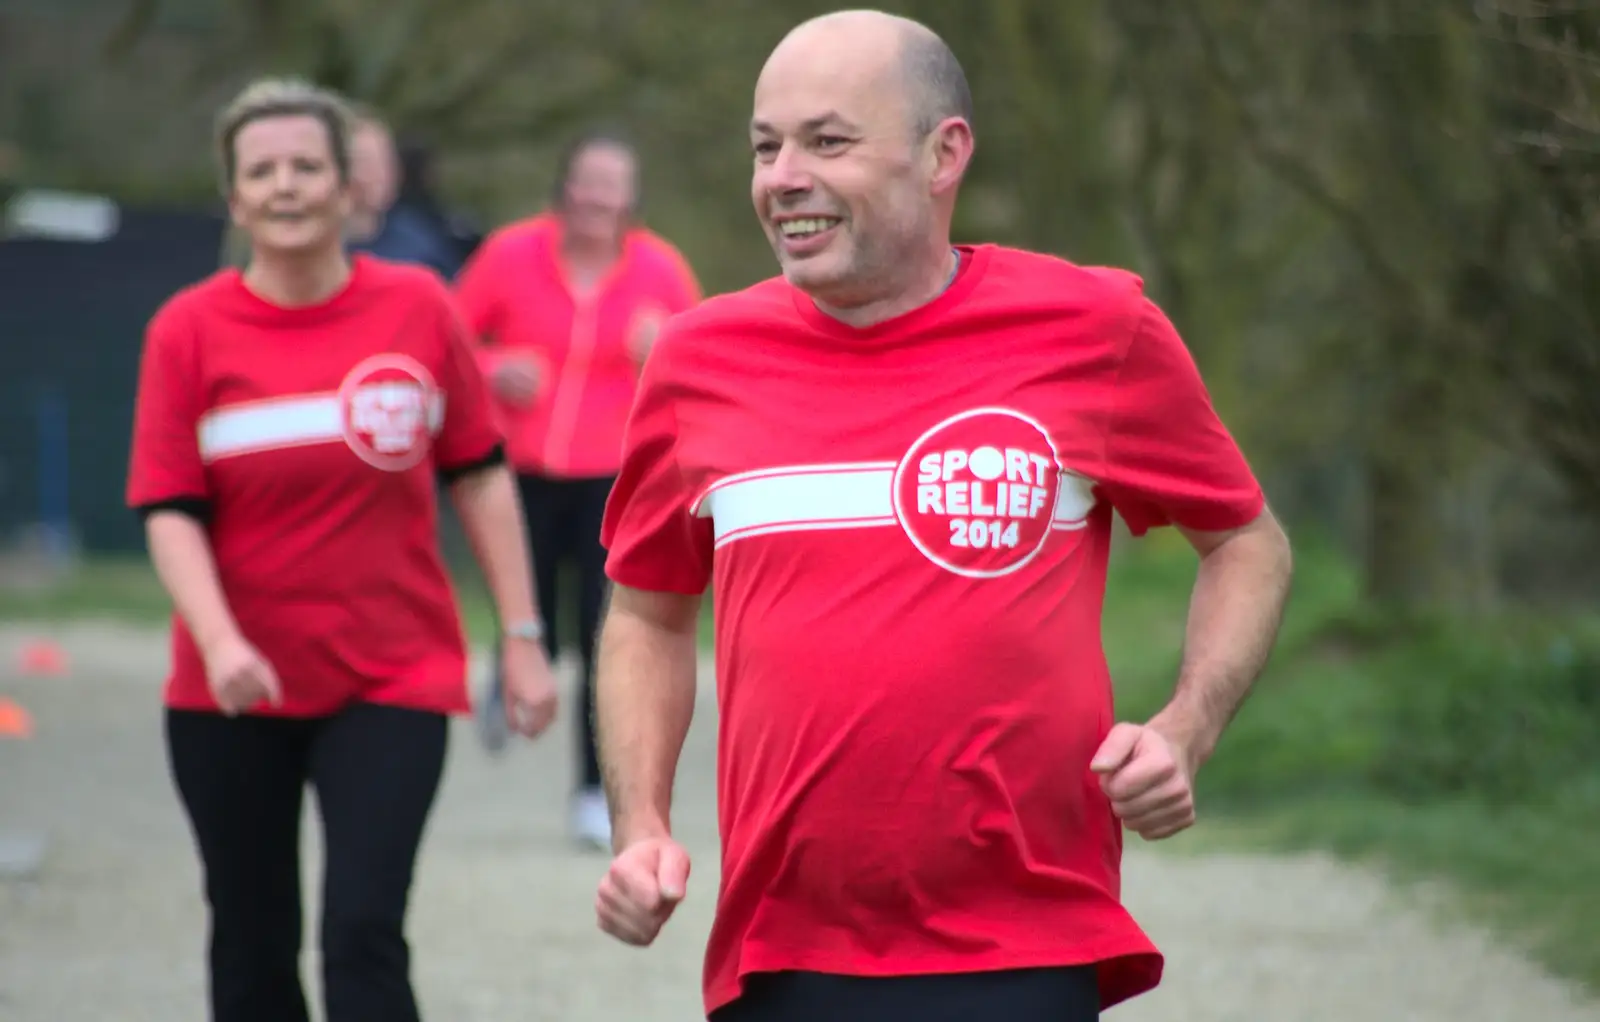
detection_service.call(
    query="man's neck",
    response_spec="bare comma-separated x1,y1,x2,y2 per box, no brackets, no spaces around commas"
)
813,245,961,329
243,245,352,308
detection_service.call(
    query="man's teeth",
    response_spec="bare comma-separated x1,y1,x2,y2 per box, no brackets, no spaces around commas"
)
779,218,838,237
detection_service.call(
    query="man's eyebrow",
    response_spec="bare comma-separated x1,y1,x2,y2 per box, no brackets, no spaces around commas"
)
750,112,860,135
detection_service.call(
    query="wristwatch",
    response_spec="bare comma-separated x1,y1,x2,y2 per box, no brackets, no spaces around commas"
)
504,619,544,643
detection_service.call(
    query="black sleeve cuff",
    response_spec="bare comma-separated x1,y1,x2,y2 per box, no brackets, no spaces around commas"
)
437,443,506,484
134,496,212,524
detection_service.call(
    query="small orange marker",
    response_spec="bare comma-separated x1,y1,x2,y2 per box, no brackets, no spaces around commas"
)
0,699,33,738
16,640,67,677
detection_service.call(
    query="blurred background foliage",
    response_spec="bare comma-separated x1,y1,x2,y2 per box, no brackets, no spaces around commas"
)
2,0,1598,987
8,0,1595,608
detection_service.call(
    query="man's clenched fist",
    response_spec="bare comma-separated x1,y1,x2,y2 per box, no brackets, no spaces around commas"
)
1090,721,1199,840
596,836,692,947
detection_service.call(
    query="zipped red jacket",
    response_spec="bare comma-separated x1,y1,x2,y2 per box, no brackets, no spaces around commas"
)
453,212,701,477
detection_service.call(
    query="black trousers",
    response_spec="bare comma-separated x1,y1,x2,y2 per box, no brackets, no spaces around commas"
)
711,967,1101,1022
166,702,448,1022
515,472,614,790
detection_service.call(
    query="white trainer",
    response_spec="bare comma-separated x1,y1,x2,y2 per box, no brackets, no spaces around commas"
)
570,788,612,851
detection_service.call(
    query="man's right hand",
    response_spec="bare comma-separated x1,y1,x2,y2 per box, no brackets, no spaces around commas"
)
490,356,541,406
201,633,282,715
596,835,691,946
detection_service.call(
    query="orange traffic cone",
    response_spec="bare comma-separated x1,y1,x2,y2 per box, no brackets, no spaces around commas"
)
0,699,32,738
16,640,67,677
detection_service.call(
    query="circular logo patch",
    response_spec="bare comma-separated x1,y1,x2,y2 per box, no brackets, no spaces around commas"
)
892,407,1066,578
338,354,442,472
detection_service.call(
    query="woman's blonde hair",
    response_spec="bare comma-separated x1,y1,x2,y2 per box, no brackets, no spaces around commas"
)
213,77,357,194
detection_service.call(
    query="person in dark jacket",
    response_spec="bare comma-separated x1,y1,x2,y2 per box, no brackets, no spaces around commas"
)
347,115,479,280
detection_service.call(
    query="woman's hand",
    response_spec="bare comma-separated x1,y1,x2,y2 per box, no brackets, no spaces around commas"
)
502,636,559,738
490,356,542,406
200,633,282,715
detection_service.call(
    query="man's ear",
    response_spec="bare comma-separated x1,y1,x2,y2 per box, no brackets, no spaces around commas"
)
927,116,974,197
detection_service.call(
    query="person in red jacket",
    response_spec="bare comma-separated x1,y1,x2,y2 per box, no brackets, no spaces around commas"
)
126,77,558,1022
452,128,702,849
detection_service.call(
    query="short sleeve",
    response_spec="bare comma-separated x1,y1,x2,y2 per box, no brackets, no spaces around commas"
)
1098,299,1265,536
432,292,506,470
126,304,209,509
600,335,714,594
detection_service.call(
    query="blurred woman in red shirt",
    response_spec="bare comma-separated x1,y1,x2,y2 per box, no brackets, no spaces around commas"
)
126,77,557,1022
453,129,701,849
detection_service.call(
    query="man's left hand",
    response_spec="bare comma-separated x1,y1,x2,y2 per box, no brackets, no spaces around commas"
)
1090,721,1198,840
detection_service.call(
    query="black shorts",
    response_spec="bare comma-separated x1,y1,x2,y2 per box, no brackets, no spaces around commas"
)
711,966,1100,1022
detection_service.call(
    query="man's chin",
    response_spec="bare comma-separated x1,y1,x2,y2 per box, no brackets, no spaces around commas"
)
777,254,842,294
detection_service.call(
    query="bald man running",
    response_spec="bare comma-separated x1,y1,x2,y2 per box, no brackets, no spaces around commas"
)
592,10,1293,1022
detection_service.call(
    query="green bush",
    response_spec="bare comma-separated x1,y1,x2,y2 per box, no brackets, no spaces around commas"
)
1104,535,1600,812
1195,655,1384,803
1365,630,1600,804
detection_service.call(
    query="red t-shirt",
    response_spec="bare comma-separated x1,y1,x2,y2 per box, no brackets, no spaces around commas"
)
452,213,702,479
125,254,503,718
600,244,1265,1016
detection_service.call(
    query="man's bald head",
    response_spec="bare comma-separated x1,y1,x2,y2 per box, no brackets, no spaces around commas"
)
751,10,978,317
765,10,973,140
896,19,974,138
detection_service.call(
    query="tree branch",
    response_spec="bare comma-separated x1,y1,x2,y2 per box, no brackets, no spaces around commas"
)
400,17,554,125
427,82,635,151
101,0,161,62
351,0,440,102
1176,0,1416,302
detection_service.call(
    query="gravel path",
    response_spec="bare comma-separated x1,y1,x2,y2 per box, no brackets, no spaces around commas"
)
0,622,1595,1021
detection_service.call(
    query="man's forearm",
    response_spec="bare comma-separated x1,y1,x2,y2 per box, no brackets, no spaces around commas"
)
595,593,699,847
1154,516,1294,764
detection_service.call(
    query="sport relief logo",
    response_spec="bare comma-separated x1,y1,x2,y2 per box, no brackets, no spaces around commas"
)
337,354,444,472
892,407,1089,578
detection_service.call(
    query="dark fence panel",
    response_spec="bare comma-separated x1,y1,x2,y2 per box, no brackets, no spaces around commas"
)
0,206,227,553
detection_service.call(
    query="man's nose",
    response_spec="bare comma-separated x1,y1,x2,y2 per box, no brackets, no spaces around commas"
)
761,144,814,195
